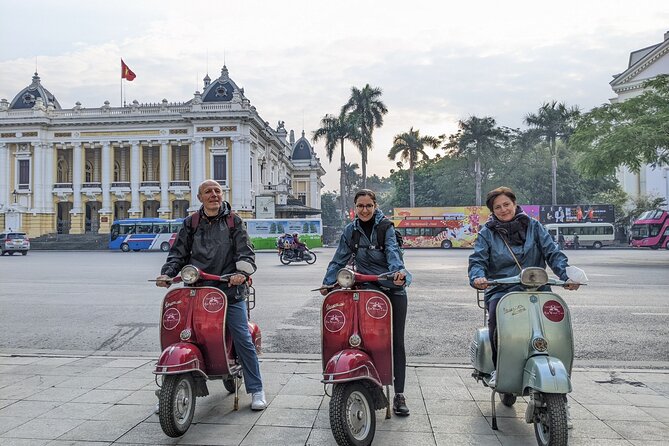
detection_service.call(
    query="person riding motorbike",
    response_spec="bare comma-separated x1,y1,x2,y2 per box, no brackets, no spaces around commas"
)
155,179,266,411
320,188,412,416
292,233,307,259
468,187,580,388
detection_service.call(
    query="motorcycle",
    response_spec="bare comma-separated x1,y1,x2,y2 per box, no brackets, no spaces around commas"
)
152,265,261,437
470,267,583,446
319,268,399,446
278,246,317,265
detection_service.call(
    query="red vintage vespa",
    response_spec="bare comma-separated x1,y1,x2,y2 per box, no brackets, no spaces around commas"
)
153,265,261,437
321,268,396,446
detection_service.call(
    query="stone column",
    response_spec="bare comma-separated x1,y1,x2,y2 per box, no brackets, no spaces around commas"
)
69,142,84,234
231,136,242,208
101,142,111,213
129,140,141,215
44,143,54,213
0,143,8,209
32,142,43,212
239,137,252,210
189,137,204,210
159,141,170,216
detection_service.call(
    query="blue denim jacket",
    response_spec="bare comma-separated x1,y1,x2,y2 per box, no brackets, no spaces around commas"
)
468,218,569,302
322,209,412,286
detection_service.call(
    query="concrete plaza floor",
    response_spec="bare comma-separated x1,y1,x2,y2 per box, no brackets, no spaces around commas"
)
0,352,668,445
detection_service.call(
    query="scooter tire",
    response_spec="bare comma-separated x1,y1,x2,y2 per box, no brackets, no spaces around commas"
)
501,393,517,407
330,382,376,446
279,254,291,265
534,393,568,446
223,376,237,394
159,374,196,437
305,251,317,264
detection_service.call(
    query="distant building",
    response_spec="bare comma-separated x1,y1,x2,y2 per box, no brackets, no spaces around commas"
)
610,31,669,208
0,65,325,236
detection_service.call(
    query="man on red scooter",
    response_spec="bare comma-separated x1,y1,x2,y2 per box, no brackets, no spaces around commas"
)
155,179,266,411
320,189,412,416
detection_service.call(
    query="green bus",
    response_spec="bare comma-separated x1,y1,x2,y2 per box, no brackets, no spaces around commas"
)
245,218,323,250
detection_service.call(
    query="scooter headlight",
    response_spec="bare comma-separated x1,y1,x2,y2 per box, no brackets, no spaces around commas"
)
532,337,548,352
336,268,355,289
520,267,548,288
181,265,200,284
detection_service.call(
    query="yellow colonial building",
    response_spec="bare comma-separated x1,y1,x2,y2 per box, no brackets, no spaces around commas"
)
0,66,325,237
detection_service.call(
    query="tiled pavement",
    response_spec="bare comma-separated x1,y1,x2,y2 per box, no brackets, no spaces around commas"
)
0,353,668,445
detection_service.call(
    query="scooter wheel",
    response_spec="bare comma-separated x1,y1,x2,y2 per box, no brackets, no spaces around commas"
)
223,376,237,394
159,374,196,437
501,393,517,407
330,382,376,446
534,393,568,446
279,254,291,265
306,251,317,264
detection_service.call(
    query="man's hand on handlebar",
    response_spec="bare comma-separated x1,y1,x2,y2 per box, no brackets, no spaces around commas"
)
473,277,489,290
563,279,580,291
229,273,247,286
155,275,172,288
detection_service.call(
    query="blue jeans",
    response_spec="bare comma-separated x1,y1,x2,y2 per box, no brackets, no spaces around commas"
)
227,300,263,394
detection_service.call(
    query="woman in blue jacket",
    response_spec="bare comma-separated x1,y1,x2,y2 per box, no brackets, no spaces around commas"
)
468,187,579,386
321,189,412,416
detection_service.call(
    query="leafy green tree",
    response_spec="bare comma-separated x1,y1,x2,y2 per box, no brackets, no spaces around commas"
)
388,128,441,207
320,191,345,244
571,75,669,175
312,112,360,218
342,84,388,188
524,101,580,205
444,116,509,205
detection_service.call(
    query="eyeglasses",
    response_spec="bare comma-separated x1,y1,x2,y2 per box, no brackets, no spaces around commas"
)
355,204,375,210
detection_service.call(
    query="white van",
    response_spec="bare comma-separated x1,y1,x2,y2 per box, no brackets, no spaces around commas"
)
545,223,615,249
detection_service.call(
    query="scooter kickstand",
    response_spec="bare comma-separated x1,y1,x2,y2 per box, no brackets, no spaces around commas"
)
385,385,391,419
233,375,240,411
490,390,498,430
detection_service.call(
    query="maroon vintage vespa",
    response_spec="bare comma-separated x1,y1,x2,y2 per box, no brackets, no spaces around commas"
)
153,265,261,437
321,268,396,446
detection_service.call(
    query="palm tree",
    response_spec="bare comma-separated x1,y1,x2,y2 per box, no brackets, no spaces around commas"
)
312,112,359,218
524,101,580,205
444,116,508,206
338,162,360,205
388,128,440,207
342,84,388,188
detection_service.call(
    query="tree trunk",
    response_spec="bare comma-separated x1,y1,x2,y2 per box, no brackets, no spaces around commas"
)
361,153,367,189
551,139,558,205
409,156,415,208
340,139,347,219
475,156,482,207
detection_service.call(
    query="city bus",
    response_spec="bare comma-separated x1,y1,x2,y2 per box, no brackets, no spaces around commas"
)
545,222,615,249
109,218,184,252
245,218,323,250
629,210,669,250
392,215,482,249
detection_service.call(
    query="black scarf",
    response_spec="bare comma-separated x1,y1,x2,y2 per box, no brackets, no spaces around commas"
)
485,206,530,246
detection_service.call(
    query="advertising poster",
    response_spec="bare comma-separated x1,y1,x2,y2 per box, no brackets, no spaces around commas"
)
540,205,615,224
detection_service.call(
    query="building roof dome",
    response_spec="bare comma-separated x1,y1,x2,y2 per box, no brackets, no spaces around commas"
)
292,130,313,160
201,65,243,103
9,72,61,110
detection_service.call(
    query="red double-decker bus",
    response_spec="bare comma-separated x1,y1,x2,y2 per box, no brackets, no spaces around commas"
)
630,210,669,250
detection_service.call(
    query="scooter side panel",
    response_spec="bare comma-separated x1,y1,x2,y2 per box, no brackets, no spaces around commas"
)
357,290,393,386
470,328,494,374
191,287,229,376
160,288,194,351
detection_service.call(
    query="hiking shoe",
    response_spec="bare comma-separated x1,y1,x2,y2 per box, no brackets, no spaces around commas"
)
251,391,267,411
489,371,497,388
393,393,410,416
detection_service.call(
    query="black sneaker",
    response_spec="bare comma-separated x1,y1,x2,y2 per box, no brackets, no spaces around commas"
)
393,394,410,416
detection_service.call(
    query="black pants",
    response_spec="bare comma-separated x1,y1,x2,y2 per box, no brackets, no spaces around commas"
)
388,288,408,394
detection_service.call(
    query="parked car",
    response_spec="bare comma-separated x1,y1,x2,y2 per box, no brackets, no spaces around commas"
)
0,231,30,255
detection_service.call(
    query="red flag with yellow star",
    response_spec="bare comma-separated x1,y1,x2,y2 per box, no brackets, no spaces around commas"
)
121,59,136,81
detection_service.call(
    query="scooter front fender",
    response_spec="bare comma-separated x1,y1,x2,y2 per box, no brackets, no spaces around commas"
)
522,356,572,395
154,343,207,379
322,349,382,387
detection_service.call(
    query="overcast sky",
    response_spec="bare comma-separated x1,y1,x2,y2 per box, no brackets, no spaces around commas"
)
1,0,667,191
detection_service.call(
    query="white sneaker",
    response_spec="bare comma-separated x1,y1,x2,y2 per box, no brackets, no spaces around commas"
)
251,391,267,411
488,371,497,388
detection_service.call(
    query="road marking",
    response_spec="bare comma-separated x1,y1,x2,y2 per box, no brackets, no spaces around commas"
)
631,313,669,316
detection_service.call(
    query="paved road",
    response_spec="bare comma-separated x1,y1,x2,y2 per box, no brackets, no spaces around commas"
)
1,248,667,366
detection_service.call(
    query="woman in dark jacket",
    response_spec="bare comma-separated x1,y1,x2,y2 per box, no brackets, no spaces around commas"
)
468,187,579,386
321,189,412,416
